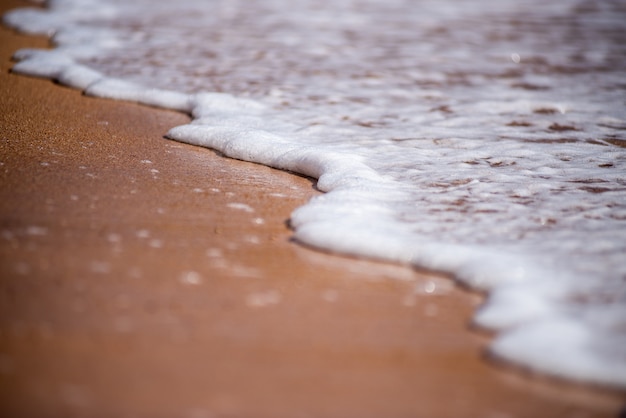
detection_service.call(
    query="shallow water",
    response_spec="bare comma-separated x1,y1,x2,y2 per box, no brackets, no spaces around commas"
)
4,0,626,388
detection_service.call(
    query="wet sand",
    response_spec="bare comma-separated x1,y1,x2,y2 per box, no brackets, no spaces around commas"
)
1,0,625,416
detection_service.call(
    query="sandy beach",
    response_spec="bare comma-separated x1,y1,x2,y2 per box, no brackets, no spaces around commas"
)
1,0,625,416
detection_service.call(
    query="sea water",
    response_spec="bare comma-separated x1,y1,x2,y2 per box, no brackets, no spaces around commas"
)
4,0,626,388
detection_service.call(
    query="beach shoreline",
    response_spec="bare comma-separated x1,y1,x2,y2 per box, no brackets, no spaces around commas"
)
1,0,625,416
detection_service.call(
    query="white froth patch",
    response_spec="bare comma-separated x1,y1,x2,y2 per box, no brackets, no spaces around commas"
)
90,261,111,274
322,289,339,303
107,233,122,243
128,267,142,279
26,226,47,236
206,248,223,258
227,202,254,213
246,290,281,307
491,319,626,388
474,284,557,330
149,239,163,248
180,271,202,285
244,235,261,245
231,265,262,279
136,229,150,239
414,278,453,296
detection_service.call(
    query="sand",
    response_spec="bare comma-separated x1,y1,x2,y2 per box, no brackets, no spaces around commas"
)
1,0,625,416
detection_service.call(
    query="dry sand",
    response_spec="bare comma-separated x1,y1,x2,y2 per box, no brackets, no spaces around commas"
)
1,0,625,416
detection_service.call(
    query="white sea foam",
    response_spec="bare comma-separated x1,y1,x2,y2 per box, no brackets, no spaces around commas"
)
4,0,626,388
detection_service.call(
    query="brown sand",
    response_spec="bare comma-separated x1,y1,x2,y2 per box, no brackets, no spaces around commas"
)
1,0,625,416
